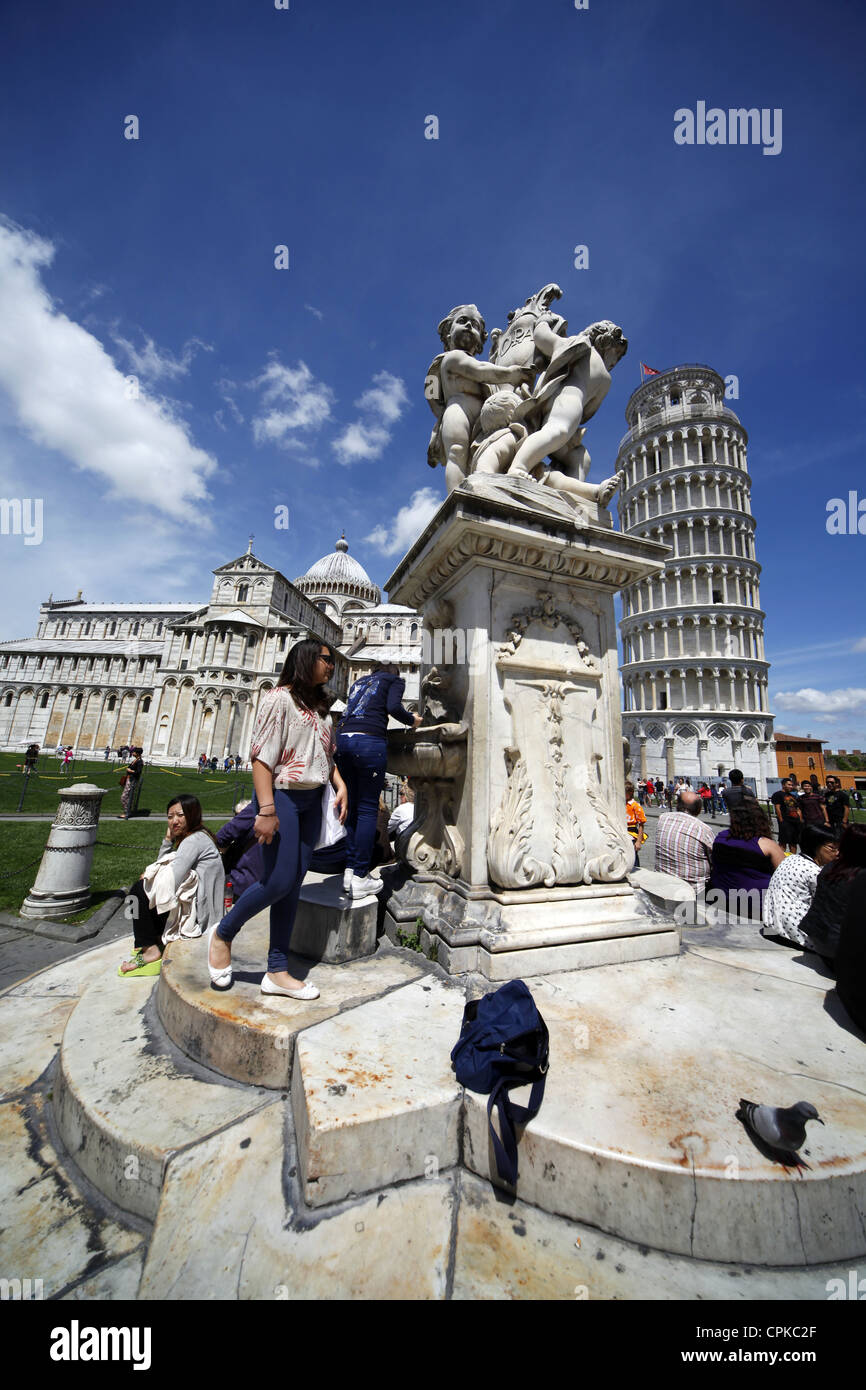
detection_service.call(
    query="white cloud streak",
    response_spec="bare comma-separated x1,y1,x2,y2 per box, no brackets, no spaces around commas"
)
365,486,441,556
250,358,334,447
0,220,218,522
774,687,866,715
333,370,408,466
112,331,212,382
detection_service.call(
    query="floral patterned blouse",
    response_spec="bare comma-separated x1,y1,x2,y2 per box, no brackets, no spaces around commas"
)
250,688,334,790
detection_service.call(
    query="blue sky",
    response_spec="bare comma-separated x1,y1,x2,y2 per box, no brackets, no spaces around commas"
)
1,0,864,746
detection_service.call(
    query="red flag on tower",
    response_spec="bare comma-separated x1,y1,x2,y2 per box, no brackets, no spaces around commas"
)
640,362,661,379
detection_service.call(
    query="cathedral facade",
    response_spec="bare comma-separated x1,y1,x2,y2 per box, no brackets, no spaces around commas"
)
0,538,422,762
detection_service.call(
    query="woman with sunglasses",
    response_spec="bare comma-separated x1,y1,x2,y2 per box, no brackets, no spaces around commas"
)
207,638,347,999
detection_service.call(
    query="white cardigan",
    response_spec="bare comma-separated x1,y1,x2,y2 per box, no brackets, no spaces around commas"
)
144,831,225,939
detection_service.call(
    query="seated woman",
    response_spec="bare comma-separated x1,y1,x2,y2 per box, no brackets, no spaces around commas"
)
708,801,785,920
761,825,839,946
119,795,225,976
798,825,866,966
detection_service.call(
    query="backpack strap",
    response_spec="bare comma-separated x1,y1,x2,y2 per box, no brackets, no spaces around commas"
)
486,1073,547,1187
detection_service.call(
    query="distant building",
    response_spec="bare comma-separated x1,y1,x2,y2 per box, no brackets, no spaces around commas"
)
617,365,775,793
823,748,866,793
0,537,421,761
774,733,827,785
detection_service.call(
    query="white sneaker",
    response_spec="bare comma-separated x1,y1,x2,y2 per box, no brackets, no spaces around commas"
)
350,874,383,898
342,868,353,894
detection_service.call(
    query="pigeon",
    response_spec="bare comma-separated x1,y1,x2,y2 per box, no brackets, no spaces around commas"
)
736,1099,824,1171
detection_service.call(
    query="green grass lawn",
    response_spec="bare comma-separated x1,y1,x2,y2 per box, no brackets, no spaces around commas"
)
0,753,253,818
0,816,227,917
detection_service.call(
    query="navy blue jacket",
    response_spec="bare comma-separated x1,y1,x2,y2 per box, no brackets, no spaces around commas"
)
339,671,415,737
216,802,349,900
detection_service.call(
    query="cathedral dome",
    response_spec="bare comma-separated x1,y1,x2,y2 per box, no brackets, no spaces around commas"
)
294,535,381,608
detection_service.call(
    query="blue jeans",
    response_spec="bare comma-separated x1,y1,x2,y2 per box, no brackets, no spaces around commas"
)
216,787,322,974
336,734,387,877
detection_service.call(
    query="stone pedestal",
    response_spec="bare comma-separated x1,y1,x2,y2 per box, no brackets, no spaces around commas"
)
291,875,379,963
20,783,109,919
384,473,674,978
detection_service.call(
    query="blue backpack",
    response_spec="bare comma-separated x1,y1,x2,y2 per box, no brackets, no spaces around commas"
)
451,980,549,1186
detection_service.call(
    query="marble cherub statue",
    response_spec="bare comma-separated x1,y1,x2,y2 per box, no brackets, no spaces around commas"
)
425,305,534,492
506,317,628,507
468,389,528,476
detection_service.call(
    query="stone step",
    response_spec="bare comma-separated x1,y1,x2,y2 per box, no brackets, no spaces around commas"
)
292,975,466,1205
0,941,149,1299
54,961,276,1221
156,910,427,1088
137,1095,862,1302
461,944,866,1267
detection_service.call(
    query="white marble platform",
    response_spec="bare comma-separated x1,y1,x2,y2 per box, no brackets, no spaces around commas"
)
2,921,864,1297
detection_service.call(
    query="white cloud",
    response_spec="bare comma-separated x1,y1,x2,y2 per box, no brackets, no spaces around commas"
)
774,687,866,715
852,638,866,653
333,421,390,464
112,331,212,382
365,487,441,556
356,370,409,425
304,304,324,321
250,358,334,446
333,369,409,466
0,219,218,522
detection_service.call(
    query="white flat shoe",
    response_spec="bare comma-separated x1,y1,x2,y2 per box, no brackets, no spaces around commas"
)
342,867,353,893
261,973,320,1000
207,924,233,991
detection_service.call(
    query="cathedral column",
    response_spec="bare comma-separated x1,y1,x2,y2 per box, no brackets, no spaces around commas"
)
224,700,239,757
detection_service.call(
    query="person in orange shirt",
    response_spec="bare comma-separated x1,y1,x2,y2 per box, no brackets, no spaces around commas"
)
625,780,648,868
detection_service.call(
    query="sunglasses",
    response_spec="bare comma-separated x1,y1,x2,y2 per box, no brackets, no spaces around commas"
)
318,653,335,666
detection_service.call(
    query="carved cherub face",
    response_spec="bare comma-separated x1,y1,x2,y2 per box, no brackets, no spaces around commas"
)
584,320,628,370
438,304,487,355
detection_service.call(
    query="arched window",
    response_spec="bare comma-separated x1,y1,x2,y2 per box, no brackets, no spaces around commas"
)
107,695,116,712
40,692,49,708
142,696,151,713
786,757,794,769
808,757,815,770
74,694,83,710
4,693,12,706
110,622,117,636
384,623,392,641
410,623,418,642
237,584,249,602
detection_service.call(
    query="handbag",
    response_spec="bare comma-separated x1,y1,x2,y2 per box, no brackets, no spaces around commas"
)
314,781,346,851
451,980,549,1186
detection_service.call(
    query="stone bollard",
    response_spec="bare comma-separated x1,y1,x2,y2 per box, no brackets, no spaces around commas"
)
20,783,110,920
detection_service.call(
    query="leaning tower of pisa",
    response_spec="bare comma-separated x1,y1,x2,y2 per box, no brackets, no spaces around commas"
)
616,366,775,795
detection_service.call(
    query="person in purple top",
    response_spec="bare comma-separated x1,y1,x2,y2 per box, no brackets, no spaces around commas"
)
708,801,785,921
216,800,348,902
336,663,421,898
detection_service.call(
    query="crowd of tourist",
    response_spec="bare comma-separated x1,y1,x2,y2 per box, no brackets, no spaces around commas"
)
644,767,866,1031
